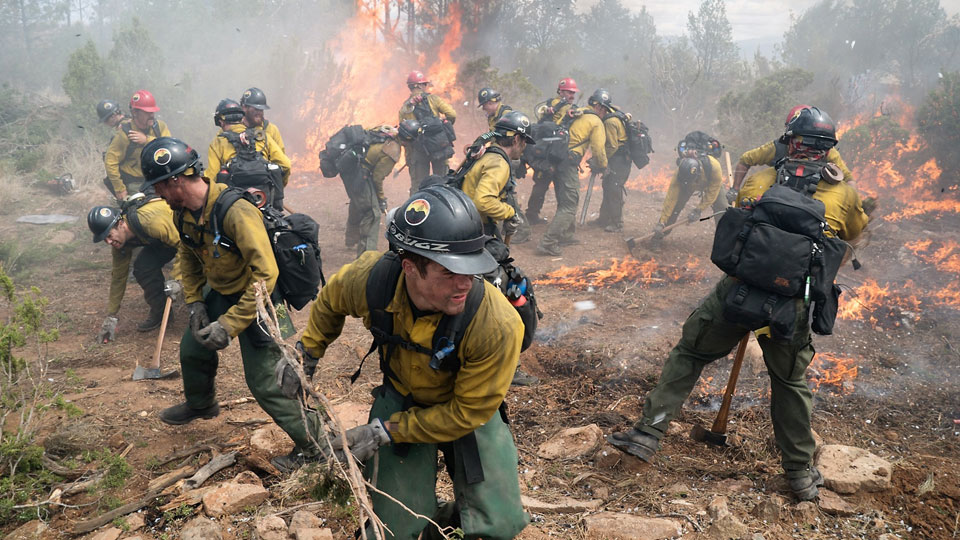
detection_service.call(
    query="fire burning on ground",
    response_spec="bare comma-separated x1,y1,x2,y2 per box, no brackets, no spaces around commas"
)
538,256,707,290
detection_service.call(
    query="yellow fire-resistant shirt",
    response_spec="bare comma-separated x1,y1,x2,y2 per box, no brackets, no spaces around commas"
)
736,168,868,241
104,119,171,193
301,250,523,444
177,181,278,337
739,141,853,183
542,96,574,124
107,198,181,315
205,123,291,186
398,89,457,123
568,109,607,168
364,139,401,200
660,156,724,224
461,145,515,224
258,120,286,154
603,114,628,158
486,103,512,130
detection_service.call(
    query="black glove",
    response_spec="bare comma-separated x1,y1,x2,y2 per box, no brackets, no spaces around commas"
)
687,208,701,223
331,419,392,463
195,321,230,351
296,341,320,379
502,213,523,237
378,198,388,214
187,302,209,336
725,187,738,204
862,196,878,216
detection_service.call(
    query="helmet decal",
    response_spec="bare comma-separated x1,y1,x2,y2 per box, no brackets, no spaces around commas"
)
131,93,141,102
104,102,113,110
99,208,112,218
153,148,172,166
404,199,431,226
243,90,252,99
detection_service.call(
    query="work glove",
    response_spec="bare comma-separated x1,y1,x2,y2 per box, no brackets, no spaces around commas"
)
651,222,666,242
331,419,392,463
195,321,230,351
164,279,182,300
543,106,555,116
296,341,320,379
410,94,424,105
187,302,209,336
502,213,524,237
378,198,388,214
725,187,738,204
687,208,702,223
862,196,878,217
97,316,118,343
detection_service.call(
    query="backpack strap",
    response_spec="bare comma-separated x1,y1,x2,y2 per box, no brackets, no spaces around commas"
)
125,197,166,248
411,92,438,122
220,129,261,161
176,186,248,259
772,139,789,168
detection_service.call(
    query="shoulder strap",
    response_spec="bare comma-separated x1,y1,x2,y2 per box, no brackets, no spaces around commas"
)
411,92,437,122
772,140,789,168
120,121,137,165
151,120,160,138
125,198,165,247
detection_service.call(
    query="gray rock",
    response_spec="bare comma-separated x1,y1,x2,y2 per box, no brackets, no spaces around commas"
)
583,512,682,540
181,516,223,540
82,527,121,540
293,529,333,540
5,520,47,540
815,444,893,494
254,515,287,540
289,510,324,533
707,496,731,520
818,489,857,516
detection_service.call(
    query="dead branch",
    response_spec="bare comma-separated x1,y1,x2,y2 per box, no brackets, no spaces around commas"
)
148,465,196,492
42,454,91,480
182,451,238,491
72,489,169,534
156,443,218,466
219,396,256,408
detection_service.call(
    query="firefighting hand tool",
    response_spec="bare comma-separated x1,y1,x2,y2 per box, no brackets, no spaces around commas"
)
331,419,392,463
392,162,408,179
724,151,734,188
689,334,749,447
578,172,599,225
142,296,174,375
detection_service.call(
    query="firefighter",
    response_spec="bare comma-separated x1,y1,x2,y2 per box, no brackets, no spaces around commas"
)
87,196,181,374
477,87,513,130
299,185,529,539
728,104,854,203
608,107,869,502
398,70,457,194
103,90,171,201
536,104,607,257
650,131,727,245
207,99,291,209
141,137,325,470
343,125,401,257
96,99,124,128
240,87,285,154
526,77,579,225
587,89,631,232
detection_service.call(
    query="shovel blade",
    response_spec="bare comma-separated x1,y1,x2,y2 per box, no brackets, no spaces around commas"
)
690,422,727,447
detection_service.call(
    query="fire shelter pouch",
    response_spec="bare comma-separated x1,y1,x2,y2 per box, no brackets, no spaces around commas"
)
735,223,813,296
723,282,798,341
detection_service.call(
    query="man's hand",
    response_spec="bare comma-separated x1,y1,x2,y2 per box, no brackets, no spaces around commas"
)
687,208,701,223
296,341,320,379
97,316,118,343
126,130,147,145
164,280,182,300
195,321,230,351
187,302,210,336
651,222,666,242
332,419,392,463
116,189,128,202
502,213,524,237
862,196,878,216
410,94,424,105
378,198,388,214
725,187,738,204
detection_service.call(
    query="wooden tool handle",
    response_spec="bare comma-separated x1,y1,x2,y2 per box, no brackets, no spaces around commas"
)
148,297,173,370
711,334,750,434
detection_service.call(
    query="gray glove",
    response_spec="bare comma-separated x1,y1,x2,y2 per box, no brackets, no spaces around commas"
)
195,321,230,351
687,208,701,223
296,341,320,379
187,302,209,336
651,222,666,242
378,198,388,214
164,279,182,300
502,213,524,237
97,316,118,343
725,187,738,204
332,419,392,463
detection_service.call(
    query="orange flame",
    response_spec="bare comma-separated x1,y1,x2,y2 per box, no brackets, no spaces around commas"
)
539,256,707,290
808,353,859,395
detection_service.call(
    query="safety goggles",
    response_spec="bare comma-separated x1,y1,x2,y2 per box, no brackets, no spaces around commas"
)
793,135,836,151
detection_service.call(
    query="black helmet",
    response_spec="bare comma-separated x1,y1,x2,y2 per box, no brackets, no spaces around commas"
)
784,106,838,150
588,88,614,111
477,87,501,107
398,119,422,141
385,185,496,275
87,206,121,243
140,137,203,188
96,99,121,122
214,98,244,126
240,87,270,110
676,157,701,184
493,111,536,144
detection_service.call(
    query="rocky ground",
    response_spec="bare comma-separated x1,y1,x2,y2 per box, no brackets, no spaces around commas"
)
1,162,958,539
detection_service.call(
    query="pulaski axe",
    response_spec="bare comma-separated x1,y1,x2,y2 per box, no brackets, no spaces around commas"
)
689,334,749,446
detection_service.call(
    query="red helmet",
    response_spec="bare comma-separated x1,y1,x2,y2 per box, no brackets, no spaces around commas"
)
406,70,429,85
130,90,159,112
785,104,811,127
557,77,579,93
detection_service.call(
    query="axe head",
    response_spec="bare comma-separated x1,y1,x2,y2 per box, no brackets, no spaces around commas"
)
690,422,727,446
625,237,636,256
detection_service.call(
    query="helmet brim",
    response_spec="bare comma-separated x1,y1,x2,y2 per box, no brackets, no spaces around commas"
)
416,247,498,276
92,214,121,243
245,103,270,110
132,105,160,112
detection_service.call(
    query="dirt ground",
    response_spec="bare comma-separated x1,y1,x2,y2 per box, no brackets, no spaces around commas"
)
2,161,959,539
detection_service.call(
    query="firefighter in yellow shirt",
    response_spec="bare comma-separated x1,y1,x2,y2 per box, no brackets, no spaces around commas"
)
240,87,285,154
399,70,457,194
537,105,607,257
477,87,513,129
103,90,171,201
342,125,402,256
587,89,632,232
299,185,529,539
207,99,291,211
526,77,579,224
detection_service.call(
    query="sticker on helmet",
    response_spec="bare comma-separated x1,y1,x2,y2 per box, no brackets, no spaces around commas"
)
99,208,112,218
520,116,530,128
132,93,141,102
104,103,113,110
153,148,172,166
404,199,430,226
243,90,252,99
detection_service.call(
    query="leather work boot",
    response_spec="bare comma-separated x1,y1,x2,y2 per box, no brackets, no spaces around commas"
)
527,214,549,225
606,428,659,462
788,466,824,501
604,223,623,233
536,242,562,257
159,402,220,425
136,309,169,332
510,369,540,386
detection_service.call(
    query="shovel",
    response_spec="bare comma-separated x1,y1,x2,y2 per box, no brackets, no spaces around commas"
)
689,334,749,446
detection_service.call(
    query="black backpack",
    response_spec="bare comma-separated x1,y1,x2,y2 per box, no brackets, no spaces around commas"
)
177,187,325,311
482,239,542,352
427,133,510,190
216,130,285,211
522,110,595,171
710,174,849,339
410,94,456,162
123,194,167,250
608,111,654,169
318,124,368,179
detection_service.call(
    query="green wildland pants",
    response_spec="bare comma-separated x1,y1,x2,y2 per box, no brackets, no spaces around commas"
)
363,385,529,540
540,163,580,248
179,289,323,456
344,172,381,257
635,276,817,473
